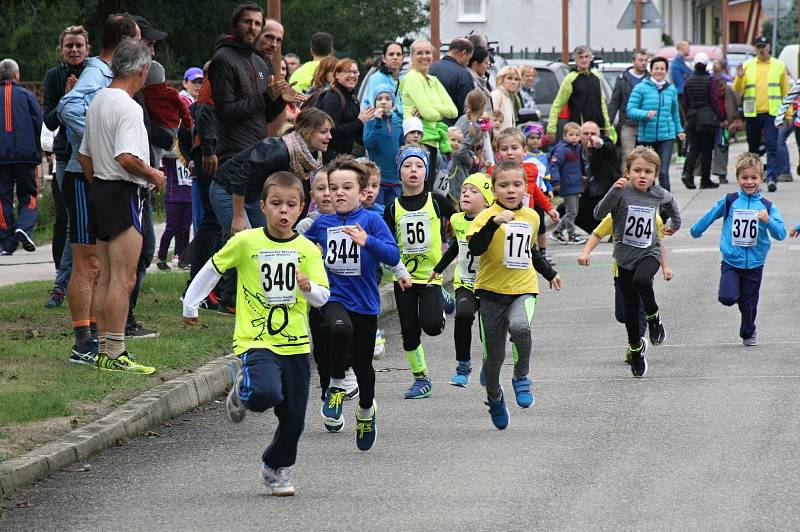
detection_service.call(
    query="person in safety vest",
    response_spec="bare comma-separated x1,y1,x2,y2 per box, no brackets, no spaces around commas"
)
733,35,790,192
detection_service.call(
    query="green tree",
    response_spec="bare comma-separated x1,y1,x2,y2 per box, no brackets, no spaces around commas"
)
2,0,428,82
761,1,798,57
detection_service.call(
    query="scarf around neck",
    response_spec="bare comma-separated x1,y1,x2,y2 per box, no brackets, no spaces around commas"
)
650,77,668,90
282,130,322,179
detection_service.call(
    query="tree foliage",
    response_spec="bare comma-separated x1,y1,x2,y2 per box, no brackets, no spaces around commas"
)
0,0,428,82
761,1,798,57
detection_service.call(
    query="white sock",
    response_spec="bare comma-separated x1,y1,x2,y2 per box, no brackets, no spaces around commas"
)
357,402,375,419
330,378,346,389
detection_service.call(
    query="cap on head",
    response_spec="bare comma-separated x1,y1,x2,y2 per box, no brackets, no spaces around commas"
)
522,122,544,140
183,67,203,81
693,52,709,66
403,117,423,137
396,145,429,175
752,35,769,47
132,15,167,42
370,84,396,105
463,173,494,205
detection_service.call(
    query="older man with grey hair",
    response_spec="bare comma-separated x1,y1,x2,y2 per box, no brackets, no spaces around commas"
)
547,45,615,143
0,58,43,255
77,38,164,374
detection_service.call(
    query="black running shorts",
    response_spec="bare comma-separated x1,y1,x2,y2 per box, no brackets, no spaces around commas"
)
88,178,145,241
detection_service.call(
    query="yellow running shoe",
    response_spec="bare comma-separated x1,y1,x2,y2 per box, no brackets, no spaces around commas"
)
95,353,156,375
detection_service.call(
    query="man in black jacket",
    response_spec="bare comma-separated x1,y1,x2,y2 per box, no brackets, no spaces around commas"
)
607,50,648,170
429,38,474,125
208,3,300,164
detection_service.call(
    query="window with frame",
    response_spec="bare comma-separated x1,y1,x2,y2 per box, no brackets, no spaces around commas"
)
458,0,486,22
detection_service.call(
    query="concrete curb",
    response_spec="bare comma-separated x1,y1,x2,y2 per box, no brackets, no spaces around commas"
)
0,267,454,500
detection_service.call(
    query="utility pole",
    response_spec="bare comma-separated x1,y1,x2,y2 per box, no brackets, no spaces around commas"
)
635,0,642,51
561,0,569,63
721,0,729,58
431,0,441,60
586,0,591,49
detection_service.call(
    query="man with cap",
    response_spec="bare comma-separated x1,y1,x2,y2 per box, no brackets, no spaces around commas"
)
733,35,790,192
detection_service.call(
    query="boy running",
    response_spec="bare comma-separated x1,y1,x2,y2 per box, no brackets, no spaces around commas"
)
467,161,561,429
690,152,786,345
304,156,400,450
183,172,329,496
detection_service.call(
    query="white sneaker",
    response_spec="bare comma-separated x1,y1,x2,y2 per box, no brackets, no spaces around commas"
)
225,370,246,423
260,464,294,496
373,329,386,360
344,368,359,400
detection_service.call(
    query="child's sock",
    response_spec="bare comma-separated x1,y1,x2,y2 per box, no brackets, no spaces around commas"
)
405,345,428,377
329,377,346,390
97,334,107,355
357,403,375,418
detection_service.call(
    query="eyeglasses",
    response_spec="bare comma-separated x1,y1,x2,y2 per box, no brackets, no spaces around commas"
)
341,70,359,76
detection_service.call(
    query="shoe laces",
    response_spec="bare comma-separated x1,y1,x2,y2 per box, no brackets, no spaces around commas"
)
327,388,345,409
356,418,373,438
456,362,471,375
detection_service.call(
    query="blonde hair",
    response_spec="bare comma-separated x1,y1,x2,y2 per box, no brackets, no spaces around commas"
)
495,127,525,146
361,160,381,178
495,66,521,86
563,121,581,135
57,25,90,57
735,152,764,178
625,145,661,172
464,89,487,121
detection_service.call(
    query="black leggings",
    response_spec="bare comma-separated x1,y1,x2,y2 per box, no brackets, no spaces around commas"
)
454,287,478,362
683,125,715,182
617,256,660,346
393,282,445,351
309,307,330,401
324,301,377,410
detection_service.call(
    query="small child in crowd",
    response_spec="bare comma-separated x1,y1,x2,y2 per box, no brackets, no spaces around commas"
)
522,122,554,262
142,61,193,167
361,161,384,215
594,146,681,378
156,158,193,270
450,89,493,201
429,173,494,386
549,122,586,245
690,152,786,346
183,172,329,496
363,85,403,207
402,118,423,146
467,161,561,429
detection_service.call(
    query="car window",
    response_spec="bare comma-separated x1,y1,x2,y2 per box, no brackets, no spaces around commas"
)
533,69,559,105
603,71,619,88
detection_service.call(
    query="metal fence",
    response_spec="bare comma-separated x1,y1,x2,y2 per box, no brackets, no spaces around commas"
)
499,47,639,64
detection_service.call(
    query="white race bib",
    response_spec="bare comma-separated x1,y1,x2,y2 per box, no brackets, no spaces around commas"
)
176,159,193,187
400,211,431,254
743,98,755,116
622,205,655,248
731,209,759,247
503,221,532,269
325,226,361,276
258,249,298,305
457,239,479,284
433,169,450,196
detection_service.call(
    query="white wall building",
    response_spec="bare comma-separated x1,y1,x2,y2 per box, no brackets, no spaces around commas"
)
438,0,698,55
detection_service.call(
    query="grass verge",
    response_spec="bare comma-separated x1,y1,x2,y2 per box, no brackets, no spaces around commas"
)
0,272,233,461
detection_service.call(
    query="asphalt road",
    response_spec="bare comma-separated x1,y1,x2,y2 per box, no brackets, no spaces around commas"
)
4,151,800,530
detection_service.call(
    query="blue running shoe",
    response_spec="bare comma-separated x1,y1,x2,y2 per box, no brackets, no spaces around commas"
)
485,391,510,430
442,287,455,315
511,377,534,408
449,361,472,387
321,386,345,423
479,366,486,386
404,378,432,399
355,401,377,451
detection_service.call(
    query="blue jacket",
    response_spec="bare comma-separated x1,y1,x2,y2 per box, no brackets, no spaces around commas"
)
548,140,583,196
305,208,399,315
690,190,786,269
670,53,693,95
0,81,43,165
626,78,684,143
363,112,403,184
57,56,113,172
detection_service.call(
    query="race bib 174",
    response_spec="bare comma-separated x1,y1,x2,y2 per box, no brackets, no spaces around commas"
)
503,221,532,269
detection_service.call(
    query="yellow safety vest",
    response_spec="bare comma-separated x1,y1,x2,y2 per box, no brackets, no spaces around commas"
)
742,58,786,117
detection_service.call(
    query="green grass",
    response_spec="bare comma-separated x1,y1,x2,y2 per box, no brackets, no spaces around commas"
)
0,273,234,428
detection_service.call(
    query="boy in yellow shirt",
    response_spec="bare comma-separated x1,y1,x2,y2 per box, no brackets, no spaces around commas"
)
467,161,561,429
183,172,329,496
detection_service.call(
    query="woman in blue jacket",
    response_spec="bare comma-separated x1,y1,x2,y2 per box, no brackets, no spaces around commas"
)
626,56,685,191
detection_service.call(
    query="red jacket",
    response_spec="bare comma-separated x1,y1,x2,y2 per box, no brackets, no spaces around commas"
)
143,83,193,129
487,161,553,212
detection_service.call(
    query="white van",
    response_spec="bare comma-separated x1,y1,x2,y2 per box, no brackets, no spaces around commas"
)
778,44,798,81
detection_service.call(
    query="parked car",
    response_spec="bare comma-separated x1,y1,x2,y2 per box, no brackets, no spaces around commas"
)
598,61,634,89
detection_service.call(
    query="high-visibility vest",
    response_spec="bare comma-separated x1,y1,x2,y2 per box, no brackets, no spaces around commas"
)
742,58,786,117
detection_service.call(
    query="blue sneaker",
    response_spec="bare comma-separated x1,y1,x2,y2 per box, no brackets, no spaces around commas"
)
511,377,534,408
355,401,377,451
442,287,455,315
321,386,345,423
449,361,472,387
485,391,510,430
404,378,432,399
479,366,486,386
